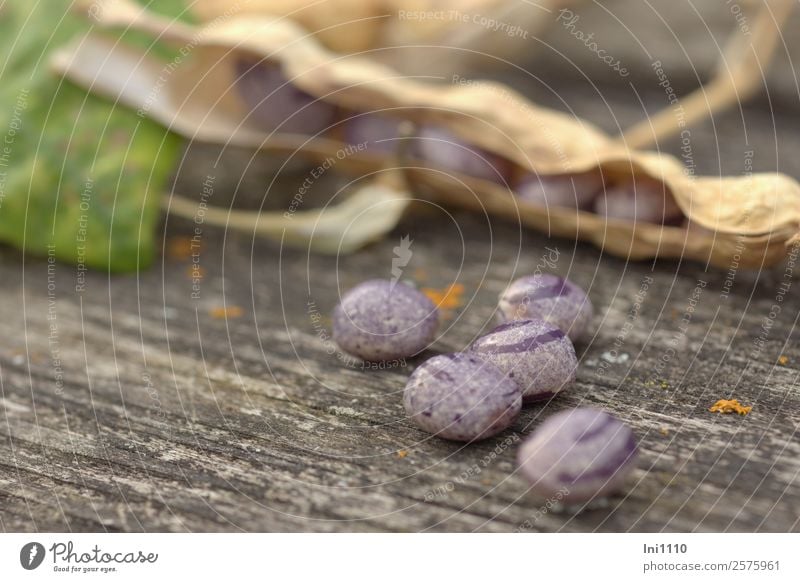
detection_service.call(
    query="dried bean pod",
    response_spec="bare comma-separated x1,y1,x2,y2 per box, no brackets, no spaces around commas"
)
192,0,383,54
63,3,800,269
191,0,566,74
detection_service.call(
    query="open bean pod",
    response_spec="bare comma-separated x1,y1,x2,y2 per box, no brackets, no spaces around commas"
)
55,0,800,269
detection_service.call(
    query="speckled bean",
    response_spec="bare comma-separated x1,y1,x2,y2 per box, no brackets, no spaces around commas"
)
333,280,439,361
404,353,522,441
470,319,577,402
235,59,336,134
594,177,683,224
497,274,593,342
517,407,638,503
344,112,402,154
516,172,603,209
413,126,511,183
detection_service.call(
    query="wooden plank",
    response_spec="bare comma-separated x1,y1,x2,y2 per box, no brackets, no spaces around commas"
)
1,184,798,531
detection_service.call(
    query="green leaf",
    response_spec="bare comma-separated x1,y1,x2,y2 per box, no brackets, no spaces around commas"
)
0,1,189,272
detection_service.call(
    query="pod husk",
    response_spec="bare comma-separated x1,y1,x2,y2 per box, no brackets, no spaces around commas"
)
55,0,800,268
188,0,573,73
189,0,384,54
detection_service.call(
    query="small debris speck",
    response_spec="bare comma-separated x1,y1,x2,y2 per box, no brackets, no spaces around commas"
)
327,406,364,419
167,236,201,260
396,450,408,459
421,283,465,312
778,355,789,366
210,306,243,319
600,351,629,364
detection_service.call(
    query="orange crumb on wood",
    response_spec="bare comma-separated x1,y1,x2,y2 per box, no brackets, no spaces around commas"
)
167,236,202,260
396,450,408,459
778,355,789,365
422,283,465,311
709,399,752,416
209,306,243,319
659,427,669,436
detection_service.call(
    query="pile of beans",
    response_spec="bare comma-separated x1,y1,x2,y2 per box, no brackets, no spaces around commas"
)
235,60,684,226
332,273,639,505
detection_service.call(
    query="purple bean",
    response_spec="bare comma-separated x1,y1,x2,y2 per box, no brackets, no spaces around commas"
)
497,274,593,342
470,319,577,402
332,280,439,361
517,408,638,503
234,58,337,135
413,125,511,183
517,172,603,209
593,177,683,224
404,353,522,441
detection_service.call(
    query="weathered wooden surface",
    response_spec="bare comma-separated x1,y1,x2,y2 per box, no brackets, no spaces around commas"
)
1,1,800,532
